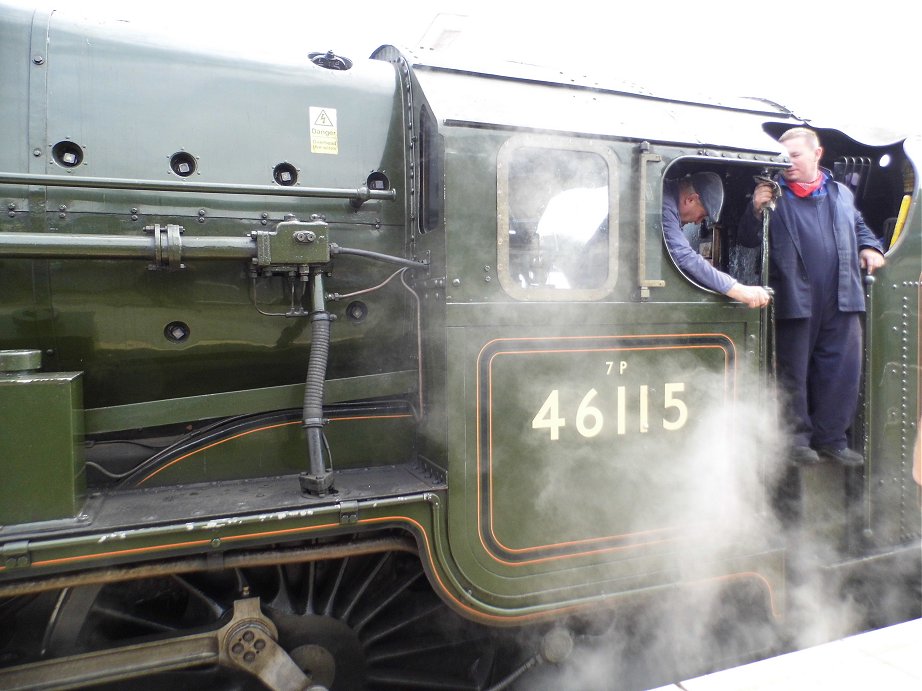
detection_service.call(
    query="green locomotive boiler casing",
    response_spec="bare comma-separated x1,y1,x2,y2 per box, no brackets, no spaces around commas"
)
0,3,918,690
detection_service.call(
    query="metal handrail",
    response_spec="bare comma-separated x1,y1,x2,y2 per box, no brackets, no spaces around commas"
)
0,172,397,203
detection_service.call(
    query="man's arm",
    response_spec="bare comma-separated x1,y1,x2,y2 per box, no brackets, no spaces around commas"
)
663,203,769,306
847,187,886,274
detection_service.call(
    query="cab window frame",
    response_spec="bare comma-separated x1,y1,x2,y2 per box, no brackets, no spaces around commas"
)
418,104,444,234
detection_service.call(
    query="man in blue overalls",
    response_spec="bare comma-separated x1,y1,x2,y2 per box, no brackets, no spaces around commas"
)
740,127,886,466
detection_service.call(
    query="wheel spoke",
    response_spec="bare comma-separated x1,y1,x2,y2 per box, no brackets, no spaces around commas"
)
92,605,177,634
266,564,296,613
42,585,101,656
304,561,317,615
367,667,481,690
363,600,442,646
322,556,350,616
341,552,390,623
366,634,493,664
170,575,226,620
353,569,423,634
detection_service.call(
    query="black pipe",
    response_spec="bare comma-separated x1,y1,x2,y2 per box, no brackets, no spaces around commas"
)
331,244,428,270
299,268,334,496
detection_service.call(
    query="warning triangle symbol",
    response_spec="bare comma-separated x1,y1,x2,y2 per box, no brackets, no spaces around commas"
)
314,110,334,127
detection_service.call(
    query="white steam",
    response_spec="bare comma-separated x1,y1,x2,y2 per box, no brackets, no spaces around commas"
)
514,378,879,690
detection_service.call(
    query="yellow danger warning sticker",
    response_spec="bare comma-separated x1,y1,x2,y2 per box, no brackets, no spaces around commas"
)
309,107,338,155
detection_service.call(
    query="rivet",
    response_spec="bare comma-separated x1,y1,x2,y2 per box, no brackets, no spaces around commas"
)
32,148,42,157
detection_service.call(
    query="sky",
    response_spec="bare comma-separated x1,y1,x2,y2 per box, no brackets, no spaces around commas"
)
4,0,919,143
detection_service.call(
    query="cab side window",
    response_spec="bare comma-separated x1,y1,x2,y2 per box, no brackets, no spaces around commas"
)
498,137,618,301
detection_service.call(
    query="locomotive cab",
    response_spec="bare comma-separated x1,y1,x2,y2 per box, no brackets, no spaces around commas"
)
401,43,919,651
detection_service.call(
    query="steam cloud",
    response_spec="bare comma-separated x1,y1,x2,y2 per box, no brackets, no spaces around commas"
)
509,375,887,690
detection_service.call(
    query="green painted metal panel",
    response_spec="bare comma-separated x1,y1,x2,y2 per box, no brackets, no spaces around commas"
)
0,370,84,523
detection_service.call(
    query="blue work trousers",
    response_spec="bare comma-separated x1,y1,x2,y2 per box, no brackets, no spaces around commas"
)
775,311,863,449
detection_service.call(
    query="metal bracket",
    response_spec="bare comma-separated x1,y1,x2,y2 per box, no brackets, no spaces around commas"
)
145,223,185,271
1,540,31,569
339,500,359,525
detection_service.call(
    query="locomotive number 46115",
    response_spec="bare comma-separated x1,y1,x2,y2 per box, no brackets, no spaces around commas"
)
532,382,688,440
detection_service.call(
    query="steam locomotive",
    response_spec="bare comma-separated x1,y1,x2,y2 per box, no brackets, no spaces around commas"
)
0,4,919,689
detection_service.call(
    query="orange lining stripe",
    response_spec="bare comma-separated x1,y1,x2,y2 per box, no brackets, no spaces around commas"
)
24,514,778,624
32,539,214,567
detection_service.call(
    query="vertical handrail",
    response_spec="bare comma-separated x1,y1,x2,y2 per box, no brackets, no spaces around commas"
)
861,274,875,528
760,207,776,377
756,176,780,377
637,151,665,301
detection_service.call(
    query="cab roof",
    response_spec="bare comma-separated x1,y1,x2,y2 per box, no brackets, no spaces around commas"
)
380,46,800,155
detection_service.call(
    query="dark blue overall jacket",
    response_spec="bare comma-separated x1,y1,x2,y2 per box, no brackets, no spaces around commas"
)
737,170,883,319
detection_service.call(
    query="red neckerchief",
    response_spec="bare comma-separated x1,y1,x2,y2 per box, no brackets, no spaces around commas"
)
789,171,825,198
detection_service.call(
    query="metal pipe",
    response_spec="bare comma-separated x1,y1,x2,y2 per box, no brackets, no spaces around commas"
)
177,235,256,259
0,232,151,259
0,232,254,261
331,244,429,269
0,171,397,202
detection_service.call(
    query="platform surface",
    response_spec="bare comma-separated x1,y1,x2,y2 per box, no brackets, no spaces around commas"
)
650,618,921,690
